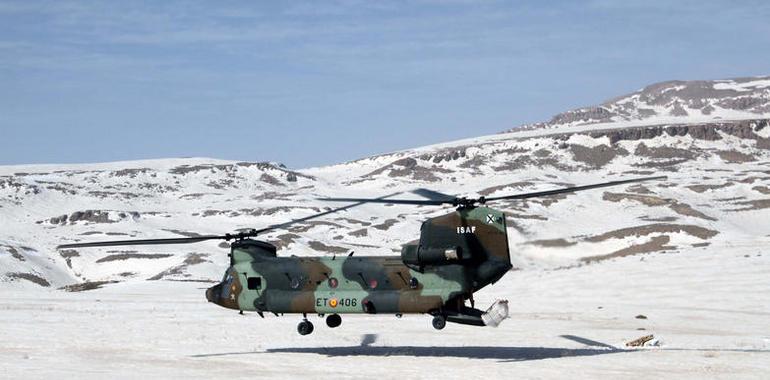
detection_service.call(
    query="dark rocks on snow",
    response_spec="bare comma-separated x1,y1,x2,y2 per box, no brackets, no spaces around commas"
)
634,143,695,160
419,148,467,163
570,144,628,168
716,150,756,163
260,173,285,186
1,244,26,261
348,228,368,237
365,157,452,182
308,241,348,254
6,272,50,287
586,222,718,241
59,249,79,268
372,219,399,231
669,101,688,116
549,106,613,125
69,210,113,224
269,233,301,250
61,280,118,292
112,168,151,177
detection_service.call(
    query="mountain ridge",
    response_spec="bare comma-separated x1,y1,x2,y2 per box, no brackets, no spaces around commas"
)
508,75,770,132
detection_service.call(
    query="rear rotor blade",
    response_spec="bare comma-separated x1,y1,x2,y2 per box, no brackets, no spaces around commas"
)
411,188,456,202
256,192,402,233
484,176,667,202
57,235,225,249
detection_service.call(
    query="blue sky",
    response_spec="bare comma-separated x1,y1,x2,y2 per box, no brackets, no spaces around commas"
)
1,1,769,168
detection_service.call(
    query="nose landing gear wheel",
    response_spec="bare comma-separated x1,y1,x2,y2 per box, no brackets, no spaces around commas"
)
432,315,446,330
326,313,342,328
297,320,314,335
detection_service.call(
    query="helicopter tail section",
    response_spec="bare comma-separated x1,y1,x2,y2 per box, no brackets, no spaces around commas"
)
461,206,511,264
408,206,512,290
416,207,510,263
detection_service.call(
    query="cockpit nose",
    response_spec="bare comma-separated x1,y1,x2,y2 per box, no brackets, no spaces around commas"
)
206,283,222,303
205,271,240,310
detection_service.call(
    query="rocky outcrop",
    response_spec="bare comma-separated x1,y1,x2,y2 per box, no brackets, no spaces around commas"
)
549,106,614,125
508,76,770,130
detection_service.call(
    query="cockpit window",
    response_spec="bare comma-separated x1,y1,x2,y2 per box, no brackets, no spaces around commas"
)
221,271,234,299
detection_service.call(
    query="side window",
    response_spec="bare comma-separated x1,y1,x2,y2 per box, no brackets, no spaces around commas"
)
247,277,262,290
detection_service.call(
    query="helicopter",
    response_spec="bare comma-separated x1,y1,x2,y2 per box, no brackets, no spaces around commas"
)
58,176,665,335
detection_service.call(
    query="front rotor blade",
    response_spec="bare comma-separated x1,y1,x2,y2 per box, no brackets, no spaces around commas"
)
57,235,225,249
57,193,397,250
484,176,667,202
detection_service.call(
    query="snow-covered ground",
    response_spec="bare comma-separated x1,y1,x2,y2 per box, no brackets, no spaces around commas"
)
2,240,768,379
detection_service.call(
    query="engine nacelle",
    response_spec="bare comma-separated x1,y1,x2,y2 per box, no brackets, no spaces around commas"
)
401,244,464,267
230,239,277,265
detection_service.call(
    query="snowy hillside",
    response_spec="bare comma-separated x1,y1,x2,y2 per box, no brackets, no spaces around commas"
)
509,76,770,130
1,119,769,290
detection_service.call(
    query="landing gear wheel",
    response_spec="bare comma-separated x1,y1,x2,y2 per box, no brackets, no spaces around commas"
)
432,315,446,330
326,313,342,328
297,320,314,335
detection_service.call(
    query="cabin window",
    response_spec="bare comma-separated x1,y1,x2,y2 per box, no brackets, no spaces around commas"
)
247,277,261,290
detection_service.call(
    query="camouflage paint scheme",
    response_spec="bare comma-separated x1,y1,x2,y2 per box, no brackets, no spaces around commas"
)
206,206,512,317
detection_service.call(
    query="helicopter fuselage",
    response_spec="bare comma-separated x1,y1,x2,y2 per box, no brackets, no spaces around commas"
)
206,254,472,315
206,206,512,320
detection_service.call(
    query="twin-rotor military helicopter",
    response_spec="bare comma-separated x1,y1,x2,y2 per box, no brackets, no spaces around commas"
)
58,176,664,335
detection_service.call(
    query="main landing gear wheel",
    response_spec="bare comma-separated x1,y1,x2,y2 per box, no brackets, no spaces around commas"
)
297,319,314,335
326,313,342,328
432,315,446,330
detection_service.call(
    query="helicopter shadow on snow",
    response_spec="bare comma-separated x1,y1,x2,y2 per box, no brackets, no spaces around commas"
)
191,334,635,363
